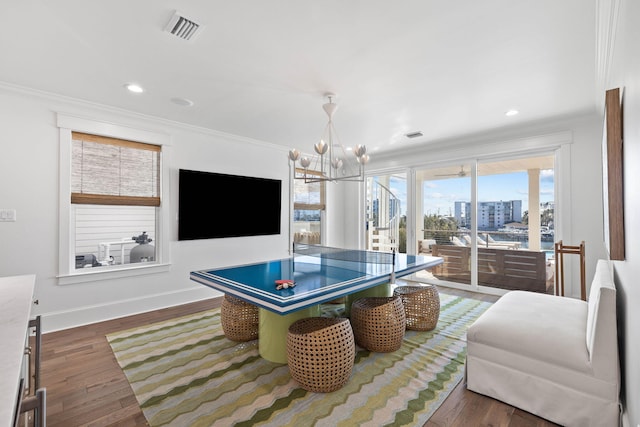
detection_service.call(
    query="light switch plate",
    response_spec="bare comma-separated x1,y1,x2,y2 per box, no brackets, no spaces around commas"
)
0,209,16,221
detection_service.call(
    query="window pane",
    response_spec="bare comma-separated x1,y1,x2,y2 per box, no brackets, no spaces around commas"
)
293,210,321,244
413,157,555,292
293,171,325,244
74,204,156,268
366,173,406,253
477,156,555,293
414,164,472,287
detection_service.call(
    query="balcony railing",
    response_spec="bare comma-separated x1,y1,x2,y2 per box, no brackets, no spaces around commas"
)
367,181,400,253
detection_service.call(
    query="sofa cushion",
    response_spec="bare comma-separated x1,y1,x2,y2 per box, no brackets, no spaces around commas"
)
467,290,590,373
420,239,434,252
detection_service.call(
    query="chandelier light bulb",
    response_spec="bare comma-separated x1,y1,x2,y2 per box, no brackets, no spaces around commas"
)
288,149,300,161
300,157,311,168
314,140,328,155
354,145,367,157
358,154,370,165
331,158,343,170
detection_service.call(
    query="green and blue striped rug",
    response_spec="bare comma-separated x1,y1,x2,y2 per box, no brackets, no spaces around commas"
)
107,293,491,426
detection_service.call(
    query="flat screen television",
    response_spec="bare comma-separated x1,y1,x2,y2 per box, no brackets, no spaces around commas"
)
178,169,282,240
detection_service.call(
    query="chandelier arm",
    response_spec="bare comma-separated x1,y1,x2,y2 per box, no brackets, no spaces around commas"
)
291,93,367,183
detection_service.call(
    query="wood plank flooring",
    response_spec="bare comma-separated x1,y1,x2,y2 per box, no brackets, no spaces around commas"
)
37,286,558,427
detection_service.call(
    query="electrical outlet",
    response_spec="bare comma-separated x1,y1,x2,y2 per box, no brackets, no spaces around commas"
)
0,209,16,221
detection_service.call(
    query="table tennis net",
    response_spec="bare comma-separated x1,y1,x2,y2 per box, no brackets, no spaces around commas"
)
293,243,395,265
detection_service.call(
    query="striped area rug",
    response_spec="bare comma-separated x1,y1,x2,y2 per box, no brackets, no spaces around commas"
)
107,293,491,427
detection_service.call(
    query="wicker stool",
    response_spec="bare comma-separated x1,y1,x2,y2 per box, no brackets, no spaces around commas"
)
393,284,440,331
286,317,355,392
350,296,406,352
221,294,259,342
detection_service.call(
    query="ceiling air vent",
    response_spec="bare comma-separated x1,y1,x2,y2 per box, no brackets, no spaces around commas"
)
165,11,201,41
405,131,423,139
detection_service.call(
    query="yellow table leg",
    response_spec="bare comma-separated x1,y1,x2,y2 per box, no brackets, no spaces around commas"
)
344,282,392,317
259,305,321,364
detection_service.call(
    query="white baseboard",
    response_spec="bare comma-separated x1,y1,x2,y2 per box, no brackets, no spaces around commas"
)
40,286,222,333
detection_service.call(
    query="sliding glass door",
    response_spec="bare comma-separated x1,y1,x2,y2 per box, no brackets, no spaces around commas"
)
413,154,555,294
415,163,473,288
475,156,555,293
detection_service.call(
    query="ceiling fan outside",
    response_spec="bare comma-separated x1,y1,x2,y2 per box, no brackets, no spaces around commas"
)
435,165,468,178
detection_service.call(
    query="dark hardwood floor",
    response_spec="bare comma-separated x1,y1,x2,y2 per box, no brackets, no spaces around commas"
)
37,286,558,427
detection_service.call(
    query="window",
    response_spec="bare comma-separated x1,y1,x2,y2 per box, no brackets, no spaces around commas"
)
365,173,406,253
71,132,160,268
293,169,325,244
57,114,170,284
413,155,555,294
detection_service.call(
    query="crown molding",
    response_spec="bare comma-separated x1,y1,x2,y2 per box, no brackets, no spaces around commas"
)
595,0,621,108
0,81,288,153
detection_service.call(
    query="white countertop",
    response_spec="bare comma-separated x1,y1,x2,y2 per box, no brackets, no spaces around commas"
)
0,275,36,427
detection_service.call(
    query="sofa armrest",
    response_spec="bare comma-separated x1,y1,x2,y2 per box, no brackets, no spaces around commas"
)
586,260,619,381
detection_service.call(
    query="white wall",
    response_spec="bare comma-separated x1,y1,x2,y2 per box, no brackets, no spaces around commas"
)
605,0,640,424
0,85,291,332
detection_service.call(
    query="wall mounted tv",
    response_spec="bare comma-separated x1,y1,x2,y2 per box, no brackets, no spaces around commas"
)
178,169,282,240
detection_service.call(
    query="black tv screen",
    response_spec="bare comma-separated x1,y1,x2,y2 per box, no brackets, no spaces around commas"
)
178,169,282,240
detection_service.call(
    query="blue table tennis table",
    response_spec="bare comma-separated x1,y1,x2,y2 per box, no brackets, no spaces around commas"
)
191,244,443,363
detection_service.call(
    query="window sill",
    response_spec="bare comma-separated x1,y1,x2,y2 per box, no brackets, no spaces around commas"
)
57,263,171,285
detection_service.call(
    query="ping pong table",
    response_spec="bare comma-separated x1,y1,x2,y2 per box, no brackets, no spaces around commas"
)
191,244,443,363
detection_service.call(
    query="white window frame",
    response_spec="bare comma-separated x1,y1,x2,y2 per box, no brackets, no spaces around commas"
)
57,114,171,285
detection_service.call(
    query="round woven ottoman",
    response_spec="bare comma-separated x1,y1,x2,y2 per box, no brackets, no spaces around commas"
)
286,317,355,392
349,296,406,352
221,294,259,342
393,284,440,331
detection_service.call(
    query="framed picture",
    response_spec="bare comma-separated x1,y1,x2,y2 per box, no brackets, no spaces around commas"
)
602,87,625,260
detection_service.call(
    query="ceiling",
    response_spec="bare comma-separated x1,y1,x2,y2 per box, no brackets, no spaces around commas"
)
0,1,598,157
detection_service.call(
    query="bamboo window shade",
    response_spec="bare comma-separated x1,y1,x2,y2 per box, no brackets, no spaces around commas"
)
293,169,325,211
71,132,161,206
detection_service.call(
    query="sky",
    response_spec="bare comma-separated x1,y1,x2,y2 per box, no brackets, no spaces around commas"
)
386,170,554,217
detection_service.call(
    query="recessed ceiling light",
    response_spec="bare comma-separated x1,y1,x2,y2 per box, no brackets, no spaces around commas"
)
505,109,519,116
170,97,194,107
125,83,144,93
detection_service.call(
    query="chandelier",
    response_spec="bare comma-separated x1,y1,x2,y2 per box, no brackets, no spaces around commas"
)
288,93,369,183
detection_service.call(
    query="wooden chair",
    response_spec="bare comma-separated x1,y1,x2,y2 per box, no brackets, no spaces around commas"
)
554,240,586,300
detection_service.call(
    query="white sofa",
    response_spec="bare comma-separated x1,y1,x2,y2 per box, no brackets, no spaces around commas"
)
418,239,436,255
466,259,620,426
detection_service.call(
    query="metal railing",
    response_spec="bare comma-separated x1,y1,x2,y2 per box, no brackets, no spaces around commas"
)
367,181,400,252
